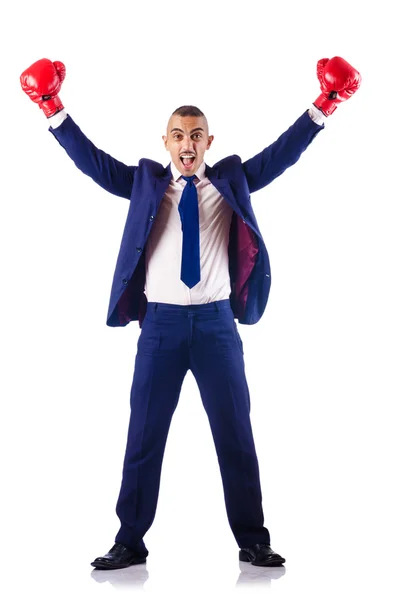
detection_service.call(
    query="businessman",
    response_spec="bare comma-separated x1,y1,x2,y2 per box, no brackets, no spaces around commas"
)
20,56,361,569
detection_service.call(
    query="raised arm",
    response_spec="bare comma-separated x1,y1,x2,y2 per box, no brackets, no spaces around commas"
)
20,58,136,200
242,109,325,194
243,56,361,194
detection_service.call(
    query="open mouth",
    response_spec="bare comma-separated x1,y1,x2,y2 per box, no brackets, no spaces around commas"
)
180,154,195,168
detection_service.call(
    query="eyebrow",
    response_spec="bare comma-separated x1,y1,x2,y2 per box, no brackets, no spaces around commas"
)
170,127,204,134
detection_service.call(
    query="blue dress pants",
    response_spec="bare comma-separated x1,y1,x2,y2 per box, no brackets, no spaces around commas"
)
114,299,271,551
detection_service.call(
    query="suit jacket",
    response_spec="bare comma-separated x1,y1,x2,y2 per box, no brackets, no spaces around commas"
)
49,111,324,327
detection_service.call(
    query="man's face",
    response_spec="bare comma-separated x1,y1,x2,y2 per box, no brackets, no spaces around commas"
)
162,114,214,176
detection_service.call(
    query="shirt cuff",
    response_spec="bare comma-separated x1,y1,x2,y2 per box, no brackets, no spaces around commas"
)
48,108,68,129
308,104,326,125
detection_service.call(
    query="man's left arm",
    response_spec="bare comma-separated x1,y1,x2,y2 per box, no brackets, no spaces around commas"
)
242,56,362,194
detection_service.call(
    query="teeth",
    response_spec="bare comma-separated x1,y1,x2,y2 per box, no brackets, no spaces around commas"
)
180,155,195,158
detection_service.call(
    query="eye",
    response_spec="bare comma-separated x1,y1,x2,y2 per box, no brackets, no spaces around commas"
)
193,133,202,139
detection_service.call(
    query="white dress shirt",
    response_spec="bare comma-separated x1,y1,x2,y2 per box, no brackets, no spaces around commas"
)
144,159,234,304
48,107,325,305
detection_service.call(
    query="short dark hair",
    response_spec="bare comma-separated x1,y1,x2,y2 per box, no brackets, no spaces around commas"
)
172,105,205,118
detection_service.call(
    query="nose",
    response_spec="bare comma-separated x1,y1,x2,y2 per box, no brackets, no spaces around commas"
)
183,136,194,152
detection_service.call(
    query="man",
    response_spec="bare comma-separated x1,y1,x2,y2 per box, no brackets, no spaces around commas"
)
20,56,361,569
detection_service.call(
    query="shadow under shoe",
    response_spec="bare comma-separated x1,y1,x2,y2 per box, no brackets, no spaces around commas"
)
239,543,285,567
91,542,148,570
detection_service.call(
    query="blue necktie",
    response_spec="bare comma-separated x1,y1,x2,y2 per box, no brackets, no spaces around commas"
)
178,175,200,288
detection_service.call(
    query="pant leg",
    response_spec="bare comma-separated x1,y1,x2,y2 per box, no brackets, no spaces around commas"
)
115,305,189,549
190,304,271,548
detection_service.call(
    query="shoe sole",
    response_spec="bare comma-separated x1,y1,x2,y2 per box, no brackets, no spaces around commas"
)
239,551,285,567
91,557,147,570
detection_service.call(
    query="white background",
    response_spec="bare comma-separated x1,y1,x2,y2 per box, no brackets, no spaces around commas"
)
1,0,396,598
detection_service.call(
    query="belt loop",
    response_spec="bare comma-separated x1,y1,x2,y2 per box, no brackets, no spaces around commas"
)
154,303,158,312
215,301,220,313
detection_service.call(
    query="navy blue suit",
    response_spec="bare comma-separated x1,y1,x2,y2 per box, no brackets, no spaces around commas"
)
50,111,324,328
50,111,324,551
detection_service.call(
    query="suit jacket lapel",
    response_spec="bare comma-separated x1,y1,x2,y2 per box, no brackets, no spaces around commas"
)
154,163,173,212
205,164,239,213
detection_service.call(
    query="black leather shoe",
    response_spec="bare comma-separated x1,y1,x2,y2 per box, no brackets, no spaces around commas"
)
91,542,148,570
239,543,285,567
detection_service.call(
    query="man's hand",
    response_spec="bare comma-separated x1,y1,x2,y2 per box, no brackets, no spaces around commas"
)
314,56,361,116
20,58,66,118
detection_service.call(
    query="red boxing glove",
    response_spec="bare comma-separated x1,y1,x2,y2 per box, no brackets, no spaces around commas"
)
314,56,362,116
20,58,66,118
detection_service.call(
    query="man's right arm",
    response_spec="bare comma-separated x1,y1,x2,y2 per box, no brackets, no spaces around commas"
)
20,58,136,200
48,109,136,200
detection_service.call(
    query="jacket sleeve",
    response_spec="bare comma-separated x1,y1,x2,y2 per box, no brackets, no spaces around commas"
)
49,114,137,200
242,110,324,194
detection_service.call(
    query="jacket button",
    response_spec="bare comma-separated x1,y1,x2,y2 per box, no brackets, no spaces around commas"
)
136,247,142,253
122,278,128,285
149,215,154,221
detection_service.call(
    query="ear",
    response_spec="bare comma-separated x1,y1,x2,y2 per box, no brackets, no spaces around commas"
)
162,135,168,150
207,135,214,150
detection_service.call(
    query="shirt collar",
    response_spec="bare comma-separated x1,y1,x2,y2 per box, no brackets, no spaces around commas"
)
170,159,206,183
